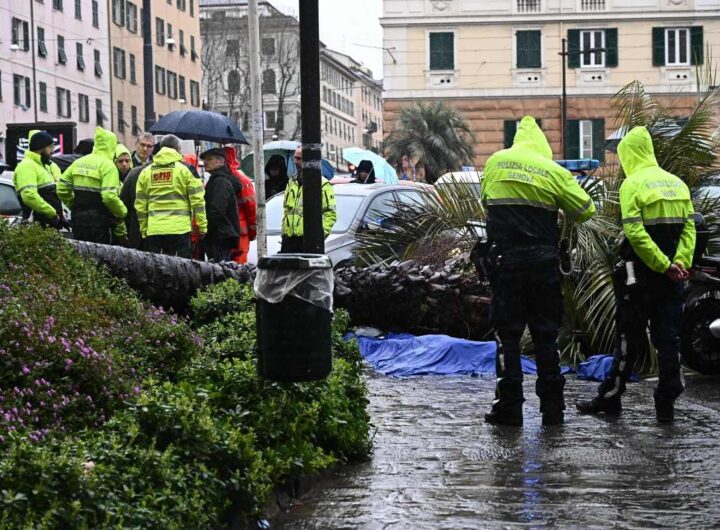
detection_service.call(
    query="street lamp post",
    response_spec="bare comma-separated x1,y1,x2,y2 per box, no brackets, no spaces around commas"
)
141,0,155,131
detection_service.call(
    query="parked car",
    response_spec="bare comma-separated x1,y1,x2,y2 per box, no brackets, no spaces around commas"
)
435,171,483,197
0,173,23,226
247,182,430,267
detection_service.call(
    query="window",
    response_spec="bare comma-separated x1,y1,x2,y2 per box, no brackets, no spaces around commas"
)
653,27,703,67
179,76,187,101
12,18,30,51
37,27,48,58
190,80,200,107
227,70,241,95
581,0,605,10
58,35,68,64
504,119,543,148
96,98,105,126
429,32,454,70
126,2,138,33
265,111,277,130
94,49,103,77
112,0,125,27
177,0,186,11
261,38,275,56
516,30,541,68
76,43,85,71
179,30,186,56
516,0,541,12
92,0,99,28
13,75,31,108
156,18,165,46
155,66,166,95
167,23,174,49
131,105,139,135
191,36,198,61
79,94,89,122
39,82,47,112
113,47,126,79
75,0,82,19
117,100,125,133
568,28,617,68
565,119,605,162
190,0,194,17
168,71,178,99
262,69,276,94
53,0,63,11
56,87,71,118
129,54,136,83
226,39,239,56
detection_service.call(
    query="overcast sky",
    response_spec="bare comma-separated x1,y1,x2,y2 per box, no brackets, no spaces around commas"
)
267,0,384,79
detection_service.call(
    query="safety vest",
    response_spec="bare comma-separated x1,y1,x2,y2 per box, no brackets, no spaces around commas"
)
13,150,62,221
282,178,337,238
618,126,695,273
135,147,207,238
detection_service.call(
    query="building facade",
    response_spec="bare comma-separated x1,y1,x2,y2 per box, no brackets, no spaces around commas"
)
0,0,112,157
382,0,720,166
200,0,383,171
110,0,203,147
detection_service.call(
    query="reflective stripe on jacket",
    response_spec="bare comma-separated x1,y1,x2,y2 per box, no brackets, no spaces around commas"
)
135,147,208,238
481,116,595,262
618,126,695,273
282,177,337,238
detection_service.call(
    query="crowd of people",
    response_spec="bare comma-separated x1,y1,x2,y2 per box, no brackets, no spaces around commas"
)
14,126,263,263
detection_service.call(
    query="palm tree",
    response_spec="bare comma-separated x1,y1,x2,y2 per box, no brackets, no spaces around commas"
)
383,102,476,183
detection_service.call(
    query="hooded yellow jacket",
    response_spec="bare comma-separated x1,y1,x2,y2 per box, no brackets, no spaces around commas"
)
618,126,695,273
13,131,62,220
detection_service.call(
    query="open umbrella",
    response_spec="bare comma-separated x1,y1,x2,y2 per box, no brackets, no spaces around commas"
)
240,143,334,179
149,110,249,144
342,147,398,184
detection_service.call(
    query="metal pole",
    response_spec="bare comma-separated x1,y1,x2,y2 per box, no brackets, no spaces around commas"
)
299,0,324,254
142,0,155,131
248,0,267,257
29,0,38,122
561,38,567,159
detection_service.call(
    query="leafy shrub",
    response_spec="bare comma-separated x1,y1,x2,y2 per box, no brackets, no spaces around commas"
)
0,224,200,444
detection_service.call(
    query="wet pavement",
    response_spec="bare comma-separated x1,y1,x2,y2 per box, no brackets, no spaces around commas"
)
273,372,720,529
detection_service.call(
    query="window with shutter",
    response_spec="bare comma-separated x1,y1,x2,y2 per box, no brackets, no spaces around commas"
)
37,27,48,58
504,120,517,149
652,27,665,66
516,30,541,69
605,29,618,68
429,32,454,70
567,29,581,68
580,30,605,67
666,28,690,66
690,26,704,65
39,82,47,112
565,119,580,159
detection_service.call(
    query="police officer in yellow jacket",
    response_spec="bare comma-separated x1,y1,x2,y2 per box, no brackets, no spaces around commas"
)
135,134,207,258
13,130,64,228
482,116,596,426
577,126,695,423
57,127,127,243
280,146,337,253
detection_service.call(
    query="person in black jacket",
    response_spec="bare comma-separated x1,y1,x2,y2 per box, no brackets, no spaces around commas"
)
199,148,241,262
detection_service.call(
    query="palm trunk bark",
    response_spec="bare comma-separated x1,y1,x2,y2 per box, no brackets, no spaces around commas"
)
70,241,252,312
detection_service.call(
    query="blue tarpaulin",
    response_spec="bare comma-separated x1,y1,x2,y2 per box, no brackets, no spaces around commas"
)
577,354,639,382
357,333,573,378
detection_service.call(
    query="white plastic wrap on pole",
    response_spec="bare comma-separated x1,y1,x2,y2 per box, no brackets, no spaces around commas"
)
248,0,267,258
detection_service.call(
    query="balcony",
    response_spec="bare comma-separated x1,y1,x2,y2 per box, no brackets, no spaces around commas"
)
517,0,542,13
580,0,606,11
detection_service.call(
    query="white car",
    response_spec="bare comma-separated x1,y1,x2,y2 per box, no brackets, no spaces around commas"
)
248,182,430,267
0,173,23,226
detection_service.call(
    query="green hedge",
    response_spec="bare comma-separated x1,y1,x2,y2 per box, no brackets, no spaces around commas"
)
0,224,371,528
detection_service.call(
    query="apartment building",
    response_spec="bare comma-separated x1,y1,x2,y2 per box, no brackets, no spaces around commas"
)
382,0,720,166
200,0,383,171
0,0,112,157
110,0,203,146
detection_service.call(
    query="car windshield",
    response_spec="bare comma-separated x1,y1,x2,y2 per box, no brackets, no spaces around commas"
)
695,185,720,200
265,193,365,233
0,183,21,215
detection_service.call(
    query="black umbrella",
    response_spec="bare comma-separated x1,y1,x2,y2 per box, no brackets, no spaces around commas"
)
149,110,249,144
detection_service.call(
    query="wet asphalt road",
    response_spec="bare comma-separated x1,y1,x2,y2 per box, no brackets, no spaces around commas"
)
273,372,720,529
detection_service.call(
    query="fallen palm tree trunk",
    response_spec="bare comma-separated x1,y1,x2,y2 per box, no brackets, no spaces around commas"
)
334,259,492,339
70,241,253,312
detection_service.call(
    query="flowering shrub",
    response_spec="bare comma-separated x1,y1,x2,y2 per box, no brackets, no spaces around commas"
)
0,224,200,444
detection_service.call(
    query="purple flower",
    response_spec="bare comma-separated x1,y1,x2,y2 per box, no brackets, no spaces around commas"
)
21,366,30,375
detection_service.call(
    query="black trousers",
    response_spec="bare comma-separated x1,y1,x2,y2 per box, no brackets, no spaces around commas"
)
146,233,192,259
598,265,684,404
72,223,112,244
203,238,235,262
280,235,304,254
489,260,565,413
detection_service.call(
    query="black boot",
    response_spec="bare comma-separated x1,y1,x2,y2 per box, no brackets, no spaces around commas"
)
538,375,565,426
576,397,622,415
485,378,524,426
